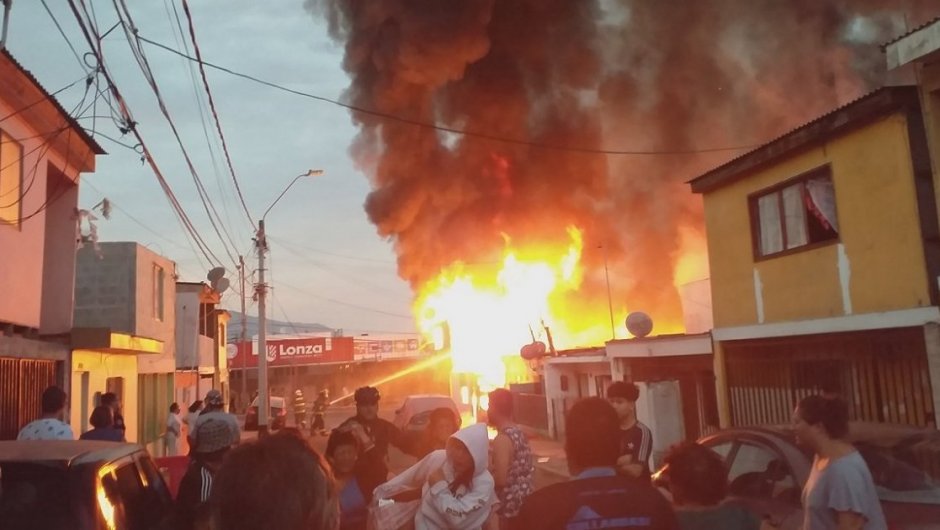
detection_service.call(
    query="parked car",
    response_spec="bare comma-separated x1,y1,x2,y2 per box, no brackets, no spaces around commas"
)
244,395,287,431
0,440,174,530
653,424,940,530
393,394,461,432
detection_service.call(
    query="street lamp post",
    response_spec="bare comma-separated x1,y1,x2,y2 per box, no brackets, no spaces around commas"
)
255,169,322,437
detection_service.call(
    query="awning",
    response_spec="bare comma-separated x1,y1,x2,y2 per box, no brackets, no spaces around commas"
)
71,328,163,355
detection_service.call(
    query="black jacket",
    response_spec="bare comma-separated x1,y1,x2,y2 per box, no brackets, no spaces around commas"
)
339,415,405,500
175,460,214,530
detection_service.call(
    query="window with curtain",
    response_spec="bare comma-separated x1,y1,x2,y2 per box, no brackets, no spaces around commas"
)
750,167,839,258
0,129,23,227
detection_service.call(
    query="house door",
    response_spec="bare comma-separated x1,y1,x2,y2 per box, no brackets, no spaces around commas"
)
79,372,90,433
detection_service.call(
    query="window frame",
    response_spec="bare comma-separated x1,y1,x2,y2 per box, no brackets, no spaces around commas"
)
748,165,840,261
153,264,165,321
0,128,24,229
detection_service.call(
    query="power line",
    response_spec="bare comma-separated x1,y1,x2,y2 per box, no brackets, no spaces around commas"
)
135,33,760,156
0,74,88,123
179,0,256,231
40,0,89,73
265,235,396,265
66,0,224,267
275,279,414,320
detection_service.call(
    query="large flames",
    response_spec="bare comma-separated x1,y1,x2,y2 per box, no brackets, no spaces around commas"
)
416,226,638,390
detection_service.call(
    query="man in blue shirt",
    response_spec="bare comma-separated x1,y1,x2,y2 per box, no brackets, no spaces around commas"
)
513,398,678,530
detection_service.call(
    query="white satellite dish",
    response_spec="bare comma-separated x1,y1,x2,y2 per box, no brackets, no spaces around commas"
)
207,267,226,283
225,344,238,360
213,277,231,294
625,312,654,338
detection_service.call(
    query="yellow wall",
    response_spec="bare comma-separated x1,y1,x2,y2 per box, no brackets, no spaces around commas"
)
705,113,932,327
918,62,940,224
70,350,139,443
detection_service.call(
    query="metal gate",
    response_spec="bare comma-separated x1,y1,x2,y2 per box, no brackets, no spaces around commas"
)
724,327,935,428
0,357,58,440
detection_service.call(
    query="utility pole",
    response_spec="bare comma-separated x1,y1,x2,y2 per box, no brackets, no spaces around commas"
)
238,255,247,413
255,220,269,437
602,244,616,340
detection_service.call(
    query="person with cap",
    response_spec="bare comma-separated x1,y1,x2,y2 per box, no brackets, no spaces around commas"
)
607,381,653,481
176,418,234,530
190,389,240,452
100,392,126,437
338,386,406,500
293,389,308,429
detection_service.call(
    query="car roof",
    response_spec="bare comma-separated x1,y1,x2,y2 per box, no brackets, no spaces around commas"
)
0,441,144,466
706,422,936,448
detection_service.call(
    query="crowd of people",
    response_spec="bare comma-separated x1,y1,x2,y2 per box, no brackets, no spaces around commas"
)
14,382,890,530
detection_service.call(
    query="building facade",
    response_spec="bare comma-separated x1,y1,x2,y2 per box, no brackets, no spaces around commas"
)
691,86,940,429
73,242,177,450
175,281,229,410
0,49,103,440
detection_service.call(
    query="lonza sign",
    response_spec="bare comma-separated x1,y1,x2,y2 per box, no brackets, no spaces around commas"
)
232,336,354,367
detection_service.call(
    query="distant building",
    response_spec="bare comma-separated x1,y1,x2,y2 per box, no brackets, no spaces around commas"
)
0,49,103,440
73,242,177,451
175,281,229,410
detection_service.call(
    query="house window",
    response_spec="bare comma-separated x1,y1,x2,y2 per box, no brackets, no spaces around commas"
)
751,167,839,258
153,265,165,321
0,129,23,227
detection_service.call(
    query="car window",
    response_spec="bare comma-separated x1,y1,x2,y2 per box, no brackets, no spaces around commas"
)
0,462,80,530
727,442,799,503
707,441,734,461
136,455,173,524
103,460,166,530
856,440,940,505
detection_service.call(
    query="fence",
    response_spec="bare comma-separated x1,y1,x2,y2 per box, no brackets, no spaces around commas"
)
0,357,58,439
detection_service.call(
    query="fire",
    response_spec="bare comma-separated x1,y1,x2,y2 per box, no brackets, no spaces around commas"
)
415,226,622,390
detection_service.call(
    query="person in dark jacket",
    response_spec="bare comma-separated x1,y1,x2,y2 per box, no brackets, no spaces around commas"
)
513,398,679,530
337,386,406,500
100,392,126,437
311,390,329,436
293,389,308,429
80,405,124,442
176,418,232,530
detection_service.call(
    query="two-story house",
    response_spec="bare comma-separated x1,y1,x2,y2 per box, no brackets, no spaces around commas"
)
690,86,940,429
73,242,177,451
0,49,103,440
175,281,230,411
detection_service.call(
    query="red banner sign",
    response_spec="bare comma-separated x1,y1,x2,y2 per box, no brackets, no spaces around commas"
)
230,336,354,368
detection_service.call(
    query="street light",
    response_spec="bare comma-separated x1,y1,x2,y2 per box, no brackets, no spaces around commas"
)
255,169,323,436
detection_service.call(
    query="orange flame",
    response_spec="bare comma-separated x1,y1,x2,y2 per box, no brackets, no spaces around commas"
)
415,226,631,389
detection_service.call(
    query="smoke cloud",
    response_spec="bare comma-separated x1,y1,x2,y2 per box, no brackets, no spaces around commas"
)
308,0,937,333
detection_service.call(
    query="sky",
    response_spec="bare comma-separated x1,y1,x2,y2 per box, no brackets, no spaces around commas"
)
6,1,418,334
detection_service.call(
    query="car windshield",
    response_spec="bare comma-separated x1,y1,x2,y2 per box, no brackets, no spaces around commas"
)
0,461,95,530
250,396,285,408
854,432,940,504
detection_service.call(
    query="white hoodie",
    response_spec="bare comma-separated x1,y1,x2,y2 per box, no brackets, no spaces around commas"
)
374,423,495,530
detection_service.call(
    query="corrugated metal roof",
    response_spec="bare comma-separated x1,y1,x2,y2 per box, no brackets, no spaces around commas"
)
688,85,919,193
882,16,940,49
0,48,105,155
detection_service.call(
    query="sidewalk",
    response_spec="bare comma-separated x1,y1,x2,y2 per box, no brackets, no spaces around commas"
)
519,425,570,483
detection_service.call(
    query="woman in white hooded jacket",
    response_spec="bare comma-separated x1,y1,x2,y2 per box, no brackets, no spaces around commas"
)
374,423,495,530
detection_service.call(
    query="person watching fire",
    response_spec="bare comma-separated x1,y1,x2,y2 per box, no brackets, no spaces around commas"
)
338,386,407,500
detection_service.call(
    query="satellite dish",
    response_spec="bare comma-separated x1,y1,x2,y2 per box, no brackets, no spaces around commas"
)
213,277,231,294
226,344,238,360
207,267,226,283
626,312,654,338
520,341,548,360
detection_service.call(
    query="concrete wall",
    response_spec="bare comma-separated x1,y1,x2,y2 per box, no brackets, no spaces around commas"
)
175,289,201,368
70,349,139,443
704,113,933,328
134,246,176,374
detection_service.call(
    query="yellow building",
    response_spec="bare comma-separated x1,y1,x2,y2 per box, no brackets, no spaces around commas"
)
691,86,940,429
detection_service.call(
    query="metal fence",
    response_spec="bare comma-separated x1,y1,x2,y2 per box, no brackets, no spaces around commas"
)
724,327,935,428
0,357,58,440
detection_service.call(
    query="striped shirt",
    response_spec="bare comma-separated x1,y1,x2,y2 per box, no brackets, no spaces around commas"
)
618,421,653,481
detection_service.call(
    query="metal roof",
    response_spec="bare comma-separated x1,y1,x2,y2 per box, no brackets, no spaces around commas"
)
0,441,142,466
0,49,105,156
688,86,919,194
882,16,940,49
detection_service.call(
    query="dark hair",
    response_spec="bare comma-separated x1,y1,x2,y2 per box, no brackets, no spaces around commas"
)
354,386,380,405
89,405,114,429
445,438,474,495
189,400,204,414
211,432,338,530
41,386,67,414
170,402,180,413
100,392,118,407
662,442,728,506
487,389,513,420
564,398,621,468
607,381,640,402
326,430,359,458
798,394,850,439
430,407,459,428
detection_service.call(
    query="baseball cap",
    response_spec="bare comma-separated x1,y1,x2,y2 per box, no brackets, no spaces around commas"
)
195,418,232,453
205,389,224,407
